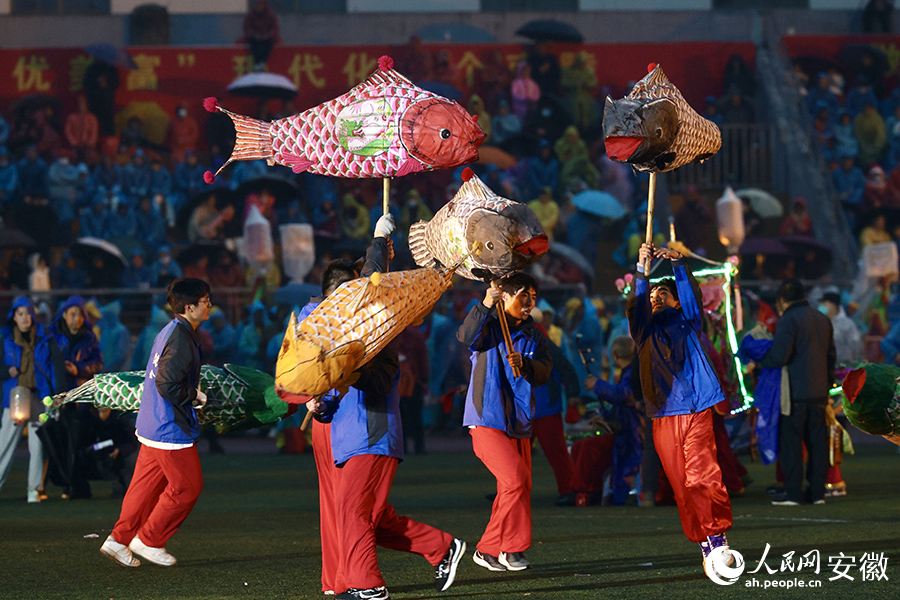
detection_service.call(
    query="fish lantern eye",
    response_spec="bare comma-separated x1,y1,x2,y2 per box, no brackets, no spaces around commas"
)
655,127,663,137
486,241,494,251
440,128,451,139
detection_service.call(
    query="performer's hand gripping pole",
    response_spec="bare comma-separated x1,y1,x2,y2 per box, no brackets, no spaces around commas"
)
491,280,521,378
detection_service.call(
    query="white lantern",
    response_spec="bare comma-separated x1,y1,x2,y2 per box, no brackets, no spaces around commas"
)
9,385,31,422
243,204,274,272
716,186,745,254
280,223,316,283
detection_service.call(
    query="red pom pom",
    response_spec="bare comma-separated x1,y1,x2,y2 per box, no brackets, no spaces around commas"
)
461,167,474,182
203,170,215,184
472,114,479,122
203,97,219,113
647,63,657,73
378,55,394,71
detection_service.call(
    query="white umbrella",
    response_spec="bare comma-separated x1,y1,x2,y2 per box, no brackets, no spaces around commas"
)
734,188,784,218
227,72,298,100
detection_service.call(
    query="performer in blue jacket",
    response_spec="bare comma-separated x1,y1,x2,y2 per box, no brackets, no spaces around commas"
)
629,243,734,577
100,278,210,569
459,271,553,573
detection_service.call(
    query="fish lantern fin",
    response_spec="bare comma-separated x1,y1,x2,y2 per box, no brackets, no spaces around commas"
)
396,158,425,177
408,222,437,269
284,153,315,173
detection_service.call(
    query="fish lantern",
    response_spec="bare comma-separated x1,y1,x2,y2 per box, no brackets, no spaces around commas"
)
10,385,31,421
408,168,548,281
716,186,745,254
603,63,721,173
841,363,900,445
280,223,316,283
203,56,485,182
244,205,274,272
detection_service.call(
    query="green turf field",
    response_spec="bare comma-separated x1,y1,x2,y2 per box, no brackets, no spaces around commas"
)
0,437,897,600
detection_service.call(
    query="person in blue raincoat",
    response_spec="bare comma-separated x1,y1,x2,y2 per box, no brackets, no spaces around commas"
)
0,146,19,206
131,304,171,371
0,297,57,502
202,308,236,367
233,301,268,370
97,301,131,373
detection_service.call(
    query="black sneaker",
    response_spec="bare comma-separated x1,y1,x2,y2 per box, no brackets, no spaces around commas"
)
435,538,466,591
499,551,531,571
473,550,506,572
555,492,576,506
335,587,389,600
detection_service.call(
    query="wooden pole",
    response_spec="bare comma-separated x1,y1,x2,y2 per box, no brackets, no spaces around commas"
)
491,281,521,378
300,410,314,431
383,177,390,216
643,171,658,272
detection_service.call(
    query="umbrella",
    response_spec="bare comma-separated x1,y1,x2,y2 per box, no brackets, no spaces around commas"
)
476,145,518,170
9,94,65,128
227,72,298,100
177,188,241,234
414,23,496,43
84,42,137,70
71,237,128,269
780,235,833,279
235,175,301,208
113,101,171,146
0,228,36,249
792,56,848,84
516,19,584,43
415,80,463,102
838,44,889,77
571,190,627,219
548,242,595,279
734,188,784,218
739,238,792,256
176,242,238,268
273,282,321,307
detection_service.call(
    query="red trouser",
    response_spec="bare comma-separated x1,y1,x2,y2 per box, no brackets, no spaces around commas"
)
111,443,203,549
652,410,733,544
532,413,575,495
336,453,452,591
470,426,532,556
570,434,615,494
313,420,342,593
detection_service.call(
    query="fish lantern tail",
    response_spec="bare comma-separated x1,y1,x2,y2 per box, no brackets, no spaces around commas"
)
202,97,274,182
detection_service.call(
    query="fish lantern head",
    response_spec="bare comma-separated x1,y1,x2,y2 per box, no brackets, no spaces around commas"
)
401,98,486,170
466,205,548,277
274,313,365,396
603,97,680,166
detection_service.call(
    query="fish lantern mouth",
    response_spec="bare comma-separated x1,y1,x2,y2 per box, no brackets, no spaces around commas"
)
274,385,314,405
514,234,549,256
605,136,643,161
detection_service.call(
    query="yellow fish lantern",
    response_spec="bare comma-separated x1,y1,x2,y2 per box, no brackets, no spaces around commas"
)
275,267,455,398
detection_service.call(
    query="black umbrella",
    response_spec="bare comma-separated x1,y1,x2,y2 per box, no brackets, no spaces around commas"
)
516,19,584,43
792,55,848,84
235,175,302,213
738,238,792,256
548,242,595,279
176,241,238,269
71,237,128,269
84,42,138,70
10,93,65,129
0,228,36,249
780,235,833,279
176,187,241,235
416,80,464,102
227,72,298,100
838,44,889,77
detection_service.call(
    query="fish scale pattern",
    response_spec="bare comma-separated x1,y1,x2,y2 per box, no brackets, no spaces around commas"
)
42,366,267,430
269,69,440,178
293,268,453,366
628,65,721,173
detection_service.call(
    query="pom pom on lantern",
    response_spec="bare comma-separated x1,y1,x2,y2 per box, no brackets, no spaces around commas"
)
204,171,216,184
378,55,394,71
203,97,219,113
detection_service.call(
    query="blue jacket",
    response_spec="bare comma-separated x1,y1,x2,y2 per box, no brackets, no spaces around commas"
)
628,260,724,418
300,299,404,465
737,334,780,465
135,317,203,445
51,295,103,390
459,303,553,438
592,364,642,504
1,298,55,409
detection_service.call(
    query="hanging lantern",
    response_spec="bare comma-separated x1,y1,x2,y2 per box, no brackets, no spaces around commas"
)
10,385,31,422
716,186,745,254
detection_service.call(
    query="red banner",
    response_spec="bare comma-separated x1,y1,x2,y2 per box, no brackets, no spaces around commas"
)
0,41,753,139
782,34,900,89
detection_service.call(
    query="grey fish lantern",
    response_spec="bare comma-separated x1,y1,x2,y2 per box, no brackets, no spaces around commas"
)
408,167,548,281
603,63,721,173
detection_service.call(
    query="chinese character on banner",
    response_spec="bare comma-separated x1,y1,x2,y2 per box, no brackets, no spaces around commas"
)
747,543,779,575
127,54,161,91
798,549,821,574
456,51,483,88
233,55,253,77
12,55,51,92
289,53,325,90
859,552,889,582
781,551,797,573
828,553,856,581
69,55,92,92
342,52,377,87
177,53,196,68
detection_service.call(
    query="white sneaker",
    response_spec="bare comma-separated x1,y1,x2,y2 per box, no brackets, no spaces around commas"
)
129,535,177,566
27,490,40,503
100,536,141,567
